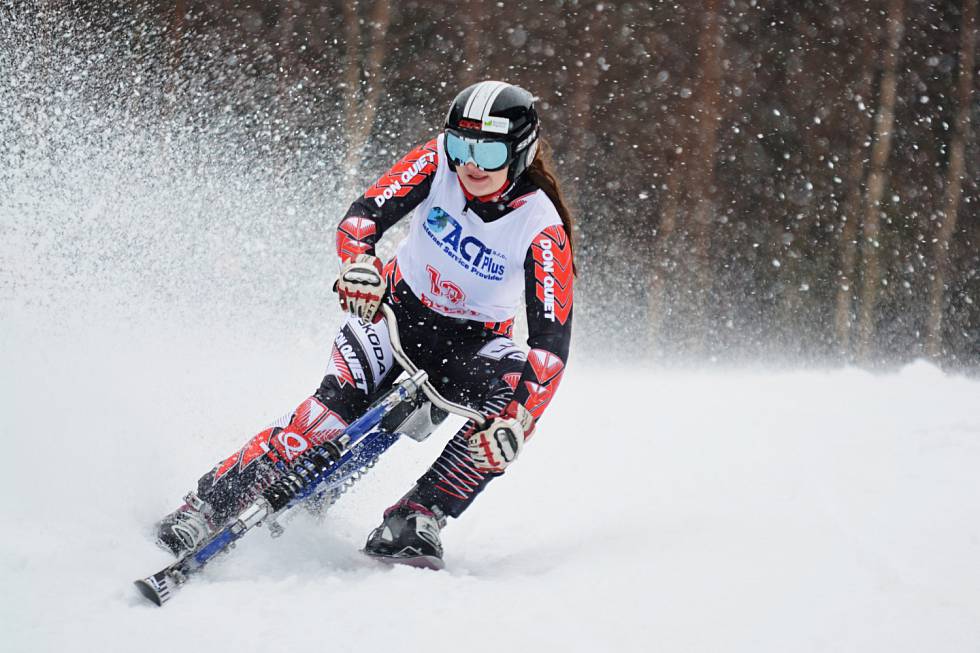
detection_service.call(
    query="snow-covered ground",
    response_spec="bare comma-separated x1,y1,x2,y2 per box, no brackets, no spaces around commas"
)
2,309,979,652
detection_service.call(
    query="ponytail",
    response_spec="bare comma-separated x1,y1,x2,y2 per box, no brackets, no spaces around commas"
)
524,138,577,275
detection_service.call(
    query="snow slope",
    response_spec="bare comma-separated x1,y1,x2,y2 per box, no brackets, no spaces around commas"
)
2,310,979,653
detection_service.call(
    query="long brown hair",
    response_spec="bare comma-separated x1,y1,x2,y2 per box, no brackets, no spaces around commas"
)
525,138,576,272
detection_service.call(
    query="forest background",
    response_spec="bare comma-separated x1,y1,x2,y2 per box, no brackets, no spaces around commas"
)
2,0,977,369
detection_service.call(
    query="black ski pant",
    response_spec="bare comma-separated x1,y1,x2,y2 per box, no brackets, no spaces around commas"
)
192,282,526,524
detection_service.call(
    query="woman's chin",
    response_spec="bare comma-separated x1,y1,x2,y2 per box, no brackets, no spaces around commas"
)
461,177,491,195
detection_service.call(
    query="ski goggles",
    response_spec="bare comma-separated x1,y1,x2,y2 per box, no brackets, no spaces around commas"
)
445,131,513,171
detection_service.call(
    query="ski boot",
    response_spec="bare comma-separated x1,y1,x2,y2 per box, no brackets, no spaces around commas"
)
155,492,216,557
363,500,446,570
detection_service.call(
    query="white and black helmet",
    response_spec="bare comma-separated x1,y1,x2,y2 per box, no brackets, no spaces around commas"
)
444,81,539,181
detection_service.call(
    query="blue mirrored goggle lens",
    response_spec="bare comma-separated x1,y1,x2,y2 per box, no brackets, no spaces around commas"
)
445,133,472,163
445,133,510,170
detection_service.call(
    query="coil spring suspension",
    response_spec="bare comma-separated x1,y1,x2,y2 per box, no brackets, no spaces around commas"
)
261,440,346,512
307,455,381,513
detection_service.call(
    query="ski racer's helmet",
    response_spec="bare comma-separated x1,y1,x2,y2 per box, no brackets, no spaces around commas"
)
444,81,539,181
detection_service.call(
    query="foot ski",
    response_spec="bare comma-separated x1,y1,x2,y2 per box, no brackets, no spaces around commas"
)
362,501,446,570
362,549,445,570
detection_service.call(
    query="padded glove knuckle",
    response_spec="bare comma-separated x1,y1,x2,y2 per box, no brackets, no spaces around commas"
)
337,254,387,322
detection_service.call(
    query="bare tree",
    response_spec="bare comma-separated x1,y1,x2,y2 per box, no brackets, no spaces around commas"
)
342,0,392,191
925,0,977,358
165,0,186,96
647,0,724,352
172,0,186,63
834,17,879,357
686,0,724,350
855,0,905,362
460,0,486,86
567,5,601,213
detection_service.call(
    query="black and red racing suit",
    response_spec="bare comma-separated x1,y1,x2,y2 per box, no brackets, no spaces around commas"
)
193,138,574,521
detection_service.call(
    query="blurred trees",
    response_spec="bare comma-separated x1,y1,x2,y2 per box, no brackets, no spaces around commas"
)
30,0,980,367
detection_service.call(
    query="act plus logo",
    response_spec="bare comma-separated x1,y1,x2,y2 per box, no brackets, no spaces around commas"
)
424,207,505,280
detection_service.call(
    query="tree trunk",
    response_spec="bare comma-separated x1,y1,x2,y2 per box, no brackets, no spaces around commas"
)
684,0,724,353
341,0,391,193
460,0,485,86
647,1,723,353
568,16,599,214
855,0,905,362
342,1,362,147
172,0,185,69
924,0,976,358
834,20,878,358
349,0,391,154
163,0,185,100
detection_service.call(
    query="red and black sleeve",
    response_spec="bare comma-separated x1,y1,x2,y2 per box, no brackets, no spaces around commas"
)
336,138,439,262
508,223,574,427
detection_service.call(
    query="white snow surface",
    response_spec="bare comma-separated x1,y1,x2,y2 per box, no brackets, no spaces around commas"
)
2,313,980,652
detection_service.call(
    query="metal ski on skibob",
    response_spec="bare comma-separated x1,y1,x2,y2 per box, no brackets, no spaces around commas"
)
134,305,486,606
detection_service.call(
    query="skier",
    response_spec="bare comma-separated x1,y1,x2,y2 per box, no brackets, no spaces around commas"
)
156,80,574,568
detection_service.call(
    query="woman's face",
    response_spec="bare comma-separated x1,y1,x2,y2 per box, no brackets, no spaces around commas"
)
457,162,509,197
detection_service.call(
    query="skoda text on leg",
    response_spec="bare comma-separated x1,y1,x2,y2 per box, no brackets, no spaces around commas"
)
347,317,395,384
365,329,388,377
